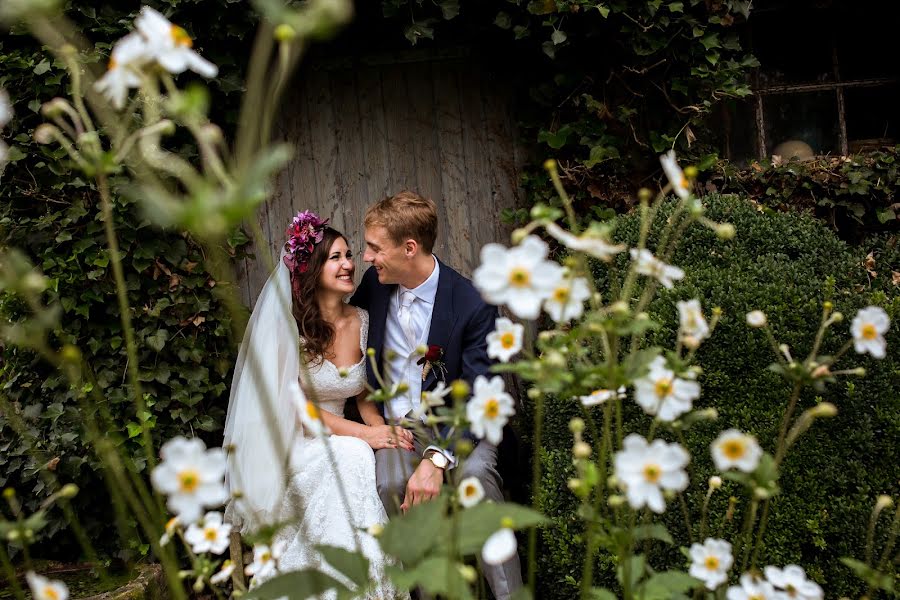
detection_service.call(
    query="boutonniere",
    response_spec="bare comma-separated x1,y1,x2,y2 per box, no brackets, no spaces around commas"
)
417,344,446,382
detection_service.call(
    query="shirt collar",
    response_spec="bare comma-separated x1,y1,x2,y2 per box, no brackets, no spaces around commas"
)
399,256,439,305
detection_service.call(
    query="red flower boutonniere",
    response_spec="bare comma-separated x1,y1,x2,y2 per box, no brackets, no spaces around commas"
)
417,344,446,382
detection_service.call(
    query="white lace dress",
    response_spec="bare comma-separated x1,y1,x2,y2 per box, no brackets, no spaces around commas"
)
273,308,402,599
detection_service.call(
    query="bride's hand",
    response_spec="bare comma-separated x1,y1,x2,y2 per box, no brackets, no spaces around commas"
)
365,424,414,451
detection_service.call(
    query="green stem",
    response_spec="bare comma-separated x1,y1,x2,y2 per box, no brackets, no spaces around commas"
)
738,499,760,573
528,391,546,591
774,383,804,465
749,499,770,569
0,543,25,600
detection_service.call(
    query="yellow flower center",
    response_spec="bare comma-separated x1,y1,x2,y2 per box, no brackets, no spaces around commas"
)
108,58,118,71
642,463,661,483
722,438,746,460
178,469,200,493
165,517,178,532
500,332,516,349
654,378,673,398
680,176,689,189
861,323,878,340
484,399,500,419
464,484,478,497
704,555,720,570
44,587,60,600
749,595,764,600
305,401,320,420
785,585,798,597
508,267,530,288
261,551,272,563
170,24,194,48
204,527,218,541
553,287,570,303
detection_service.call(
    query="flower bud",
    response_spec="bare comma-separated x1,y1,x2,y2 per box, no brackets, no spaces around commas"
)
60,484,79,499
715,223,736,240
809,402,837,418
41,98,69,118
696,407,718,421
753,487,771,500
607,494,625,507
663,489,676,501
455,439,474,458
545,350,566,368
396,382,409,394
385,349,397,361
610,301,630,315
34,124,56,144
568,418,585,434
684,165,699,179
811,365,830,379
22,272,48,293
573,441,591,459
415,344,428,356
637,188,653,202
367,523,384,537
567,478,582,491
823,301,833,311
274,23,297,41
849,367,866,376
875,495,894,511
682,335,700,350
6,530,20,542
366,347,375,357
543,158,558,174
712,306,723,317
337,367,348,378
500,517,515,529
457,564,477,583
607,475,619,489
61,344,81,363
193,578,205,593
2,488,14,500
511,228,528,245
831,311,843,323
708,476,722,490
746,310,767,328
450,380,470,400
526,388,541,401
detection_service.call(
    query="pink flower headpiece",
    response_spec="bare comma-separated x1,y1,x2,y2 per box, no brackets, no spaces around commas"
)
283,210,329,275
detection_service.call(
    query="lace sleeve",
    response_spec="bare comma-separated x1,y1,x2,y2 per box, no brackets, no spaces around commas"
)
356,307,370,353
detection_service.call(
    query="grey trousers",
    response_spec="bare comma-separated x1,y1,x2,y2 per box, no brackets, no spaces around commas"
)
375,437,524,600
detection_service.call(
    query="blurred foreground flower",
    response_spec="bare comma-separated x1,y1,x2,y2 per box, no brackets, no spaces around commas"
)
458,477,485,508
486,317,524,362
473,235,563,320
630,249,685,289
26,572,69,600
184,511,231,554
150,437,227,523
726,573,776,600
851,306,889,359
93,33,148,109
614,434,689,513
135,7,218,77
660,150,692,199
466,375,515,445
711,429,762,473
245,541,285,579
482,527,517,565
746,310,767,328
210,560,235,585
544,222,625,261
298,394,328,436
678,299,709,344
764,565,823,600
689,538,733,590
633,356,699,421
580,386,625,407
543,275,591,323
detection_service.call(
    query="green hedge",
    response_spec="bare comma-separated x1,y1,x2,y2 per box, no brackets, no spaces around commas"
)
527,194,899,598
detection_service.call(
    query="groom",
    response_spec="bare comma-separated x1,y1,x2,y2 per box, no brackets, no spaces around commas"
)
350,191,523,599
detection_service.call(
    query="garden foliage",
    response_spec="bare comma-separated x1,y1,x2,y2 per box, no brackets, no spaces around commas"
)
530,194,899,598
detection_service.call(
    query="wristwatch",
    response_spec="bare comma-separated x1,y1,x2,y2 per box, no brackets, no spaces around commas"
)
424,450,449,470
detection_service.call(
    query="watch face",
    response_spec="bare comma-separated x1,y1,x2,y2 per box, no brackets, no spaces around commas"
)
430,453,448,468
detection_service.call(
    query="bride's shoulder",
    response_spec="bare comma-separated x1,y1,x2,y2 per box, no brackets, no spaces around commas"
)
351,305,369,321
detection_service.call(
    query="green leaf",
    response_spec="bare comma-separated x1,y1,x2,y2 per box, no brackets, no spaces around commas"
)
33,59,51,75
436,502,547,555
315,545,369,589
438,0,459,20
632,523,673,544
126,423,142,439
538,126,573,150
668,2,684,12
244,569,348,600
379,494,445,564
840,558,894,592
616,554,646,590
876,207,896,223
638,571,701,599
146,329,169,352
596,5,610,18
588,589,617,600
551,29,567,45
494,11,512,29
387,557,473,599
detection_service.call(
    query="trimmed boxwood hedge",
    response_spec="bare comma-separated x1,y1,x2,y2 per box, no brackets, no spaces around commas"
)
525,194,899,598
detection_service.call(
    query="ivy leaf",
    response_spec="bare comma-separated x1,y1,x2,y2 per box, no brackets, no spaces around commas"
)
494,11,512,29
668,2,684,13
596,4,610,18
438,0,459,20
404,20,436,45
551,29,567,45
33,59,51,75
126,423,143,439
526,0,556,15
538,126,573,149
701,32,720,50
146,329,169,352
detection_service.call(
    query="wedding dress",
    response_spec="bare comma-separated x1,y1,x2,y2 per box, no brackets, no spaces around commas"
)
273,307,402,599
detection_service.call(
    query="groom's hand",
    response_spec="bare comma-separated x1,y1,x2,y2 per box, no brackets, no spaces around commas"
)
401,460,443,512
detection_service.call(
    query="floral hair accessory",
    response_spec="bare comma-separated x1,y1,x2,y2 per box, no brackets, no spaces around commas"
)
283,210,329,275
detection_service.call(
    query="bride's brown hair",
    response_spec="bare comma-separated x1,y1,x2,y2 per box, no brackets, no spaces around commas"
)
288,226,346,364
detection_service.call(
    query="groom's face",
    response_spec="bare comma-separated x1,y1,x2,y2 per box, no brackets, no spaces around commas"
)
363,225,409,285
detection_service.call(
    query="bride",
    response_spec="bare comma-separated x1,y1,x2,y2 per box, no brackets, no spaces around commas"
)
223,211,412,598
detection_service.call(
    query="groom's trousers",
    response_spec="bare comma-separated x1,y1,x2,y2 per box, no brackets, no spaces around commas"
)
375,436,524,600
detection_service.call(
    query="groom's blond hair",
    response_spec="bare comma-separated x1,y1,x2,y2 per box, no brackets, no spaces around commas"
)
365,191,438,253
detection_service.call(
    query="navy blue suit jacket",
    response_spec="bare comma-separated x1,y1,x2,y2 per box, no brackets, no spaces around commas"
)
349,258,498,398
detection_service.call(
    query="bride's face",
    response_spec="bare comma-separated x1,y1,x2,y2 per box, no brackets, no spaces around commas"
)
318,237,355,295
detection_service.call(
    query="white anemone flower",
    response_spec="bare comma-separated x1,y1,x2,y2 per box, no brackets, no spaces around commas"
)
26,572,69,600
545,222,625,261
764,565,823,600
135,6,218,78
543,275,591,323
297,393,328,436
486,317,524,363
473,235,564,320
726,573,778,600
630,248,685,289
851,306,890,359
633,356,700,422
245,541,286,579
660,150,691,199
711,429,762,473
689,538,733,590
150,436,228,524
458,476,485,508
678,299,709,343
746,310,768,328
159,516,180,546
482,527,517,565
184,511,232,555
94,33,149,110
210,560,235,585
613,434,689,513
412,382,452,419
466,375,516,445
580,386,626,407
0,89,12,128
